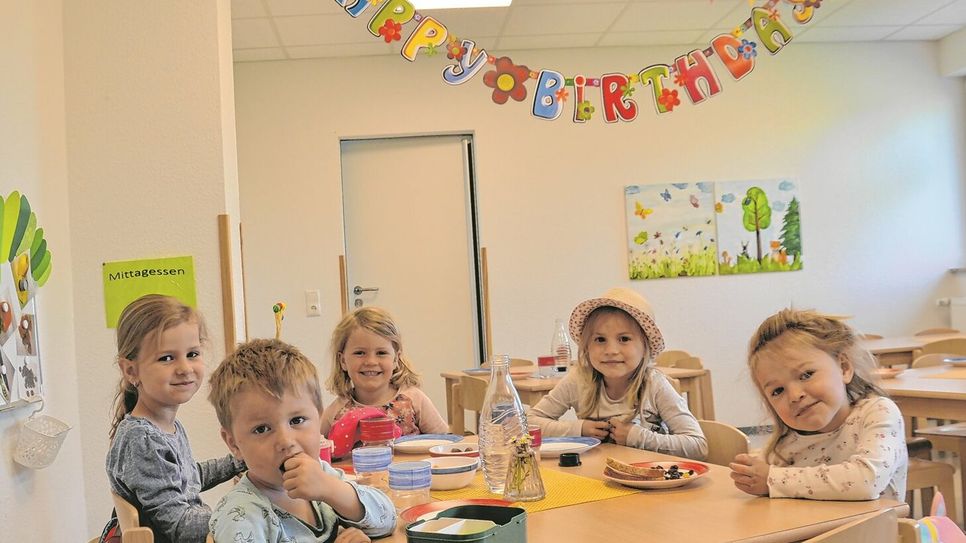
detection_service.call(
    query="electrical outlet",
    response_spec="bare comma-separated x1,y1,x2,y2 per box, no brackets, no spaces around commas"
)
305,290,322,317
937,297,951,307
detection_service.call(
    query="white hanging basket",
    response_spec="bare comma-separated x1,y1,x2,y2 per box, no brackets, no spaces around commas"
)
14,413,71,469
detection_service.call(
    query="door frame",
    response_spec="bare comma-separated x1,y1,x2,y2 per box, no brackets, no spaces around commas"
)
337,132,488,367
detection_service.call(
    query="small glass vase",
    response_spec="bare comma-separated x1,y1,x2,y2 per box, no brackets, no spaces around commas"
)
503,446,545,502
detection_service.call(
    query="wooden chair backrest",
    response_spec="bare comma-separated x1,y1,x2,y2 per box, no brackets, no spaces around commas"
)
698,419,749,467
911,352,956,368
803,509,898,543
111,492,155,543
655,350,691,367
482,358,534,368
458,375,489,414
897,518,921,543
915,328,960,336
919,338,966,357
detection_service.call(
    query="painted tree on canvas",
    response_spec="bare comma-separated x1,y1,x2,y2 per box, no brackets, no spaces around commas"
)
741,187,771,263
780,197,801,264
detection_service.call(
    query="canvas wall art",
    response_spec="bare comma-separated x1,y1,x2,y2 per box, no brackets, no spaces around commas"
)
625,179,802,280
625,182,717,279
715,179,802,275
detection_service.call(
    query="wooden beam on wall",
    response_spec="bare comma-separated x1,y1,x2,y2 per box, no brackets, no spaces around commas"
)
218,214,237,354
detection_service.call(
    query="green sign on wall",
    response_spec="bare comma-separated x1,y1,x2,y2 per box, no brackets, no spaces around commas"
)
102,255,196,328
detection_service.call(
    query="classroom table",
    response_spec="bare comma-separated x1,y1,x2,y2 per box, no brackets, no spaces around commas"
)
376,439,908,543
880,365,966,523
862,333,966,367
441,366,715,434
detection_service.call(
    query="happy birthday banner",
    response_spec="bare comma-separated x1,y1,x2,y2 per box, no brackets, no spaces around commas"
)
334,0,824,124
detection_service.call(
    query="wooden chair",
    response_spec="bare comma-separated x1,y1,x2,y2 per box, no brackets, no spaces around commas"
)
918,338,966,357
914,422,966,517
111,492,154,543
907,456,958,523
455,375,489,434
915,328,960,336
482,358,534,368
897,518,922,543
655,350,692,367
803,509,898,542
911,353,957,368
697,419,749,467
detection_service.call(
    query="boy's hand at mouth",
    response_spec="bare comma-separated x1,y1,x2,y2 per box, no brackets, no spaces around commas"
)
281,451,339,501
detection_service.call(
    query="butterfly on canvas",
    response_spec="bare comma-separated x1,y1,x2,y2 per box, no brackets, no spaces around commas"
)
634,201,653,219
659,189,671,202
689,194,699,208
634,231,649,245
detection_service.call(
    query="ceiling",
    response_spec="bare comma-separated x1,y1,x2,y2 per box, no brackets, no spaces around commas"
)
231,0,966,62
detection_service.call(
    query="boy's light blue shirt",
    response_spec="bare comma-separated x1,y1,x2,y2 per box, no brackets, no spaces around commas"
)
209,461,396,543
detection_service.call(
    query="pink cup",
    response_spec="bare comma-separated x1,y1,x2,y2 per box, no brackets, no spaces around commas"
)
319,437,333,464
528,425,542,449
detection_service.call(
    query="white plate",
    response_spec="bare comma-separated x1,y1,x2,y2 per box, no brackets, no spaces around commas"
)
393,434,464,454
538,437,601,458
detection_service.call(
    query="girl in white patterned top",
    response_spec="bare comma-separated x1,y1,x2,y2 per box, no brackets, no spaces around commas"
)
730,309,907,501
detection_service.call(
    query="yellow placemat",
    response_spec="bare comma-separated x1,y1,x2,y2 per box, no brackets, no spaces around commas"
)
925,368,966,379
430,467,639,513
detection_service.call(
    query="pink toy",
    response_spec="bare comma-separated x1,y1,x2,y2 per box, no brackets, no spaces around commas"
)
327,406,402,459
919,492,966,542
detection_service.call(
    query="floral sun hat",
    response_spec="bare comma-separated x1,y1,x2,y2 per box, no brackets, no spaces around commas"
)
568,287,665,355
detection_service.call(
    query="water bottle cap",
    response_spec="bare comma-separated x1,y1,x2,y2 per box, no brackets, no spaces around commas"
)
359,417,395,441
388,461,432,490
351,446,392,471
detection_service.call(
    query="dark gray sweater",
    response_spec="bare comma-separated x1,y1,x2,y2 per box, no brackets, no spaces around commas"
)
106,415,244,543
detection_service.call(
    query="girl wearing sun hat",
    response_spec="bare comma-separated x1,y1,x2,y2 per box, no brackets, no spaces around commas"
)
528,287,707,460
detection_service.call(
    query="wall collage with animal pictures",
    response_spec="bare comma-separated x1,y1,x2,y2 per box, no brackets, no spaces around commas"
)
0,191,52,410
625,179,801,280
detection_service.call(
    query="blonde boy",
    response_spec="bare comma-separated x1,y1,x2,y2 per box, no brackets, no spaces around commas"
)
208,339,396,543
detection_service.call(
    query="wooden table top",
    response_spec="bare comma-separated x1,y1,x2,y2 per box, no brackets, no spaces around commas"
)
880,365,966,400
376,440,906,543
862,334,965,354
441,366,706,392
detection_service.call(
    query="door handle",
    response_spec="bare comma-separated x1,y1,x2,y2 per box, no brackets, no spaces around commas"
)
353,285,379,295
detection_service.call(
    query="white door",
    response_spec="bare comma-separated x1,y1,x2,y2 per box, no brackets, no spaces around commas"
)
340,135,482,414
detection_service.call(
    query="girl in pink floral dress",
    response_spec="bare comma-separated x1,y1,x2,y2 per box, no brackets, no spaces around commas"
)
321,307,448,441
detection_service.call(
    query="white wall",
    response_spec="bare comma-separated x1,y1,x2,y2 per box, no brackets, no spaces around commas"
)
0,0,88,540
63,0,242,532
235,41,966,429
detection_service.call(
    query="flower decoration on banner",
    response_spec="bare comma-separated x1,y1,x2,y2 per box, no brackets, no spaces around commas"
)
378,19,402,43
739,39,758,59
658,89,681,112
446,38,466,61
332,0,821,124
483,57,530,105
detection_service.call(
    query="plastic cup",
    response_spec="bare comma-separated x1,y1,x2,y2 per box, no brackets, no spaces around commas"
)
319,437,333,464
528,425,542,449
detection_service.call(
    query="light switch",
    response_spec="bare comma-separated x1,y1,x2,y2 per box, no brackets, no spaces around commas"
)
305,290,321,317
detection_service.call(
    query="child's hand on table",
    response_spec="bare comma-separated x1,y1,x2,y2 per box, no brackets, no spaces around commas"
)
607,417,633,446
282,452,343,501
582,420,611,440
729,453,771,496
334,527,371,543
